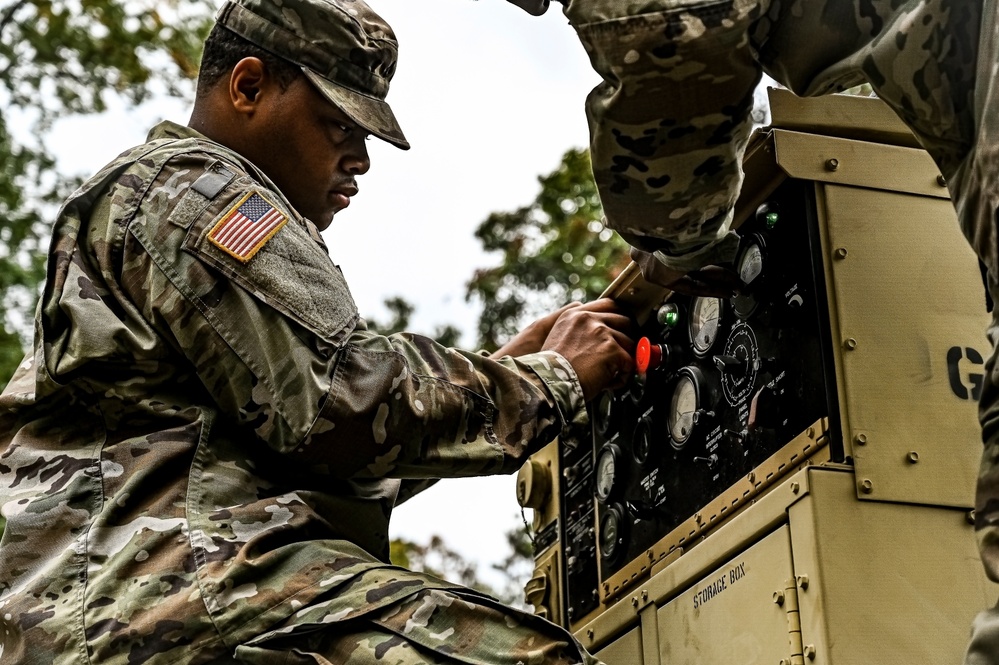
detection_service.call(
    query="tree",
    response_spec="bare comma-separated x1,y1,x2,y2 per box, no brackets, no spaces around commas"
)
365,295,462,348
0,0,214,387
466,148,631,351
389,521,535,610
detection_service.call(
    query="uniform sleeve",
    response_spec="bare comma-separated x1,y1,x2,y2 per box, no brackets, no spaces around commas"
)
123,152,587,480
561,0,763,271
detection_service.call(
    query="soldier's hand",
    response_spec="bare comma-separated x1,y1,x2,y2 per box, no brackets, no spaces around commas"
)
490,302,582,360
630,248,742,297
541,298,635,402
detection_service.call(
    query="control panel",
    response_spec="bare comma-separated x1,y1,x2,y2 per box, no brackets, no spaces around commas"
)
559,178,842,623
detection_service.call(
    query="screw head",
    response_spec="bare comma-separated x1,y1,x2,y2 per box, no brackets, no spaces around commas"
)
826,158,840,171
854,433,868,446
796,574,810,590
907,451,920,464
791,482,800,495
844,338,858,350
860,479,874,493
773,590,785,606
834,247,848,260
587,629,594,640
969,509,977,525
804,644,817,660
937,174,947,187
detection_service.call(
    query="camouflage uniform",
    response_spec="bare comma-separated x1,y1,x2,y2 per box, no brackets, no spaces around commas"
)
529,0,998,659
0,1,603,663
0,119,599,664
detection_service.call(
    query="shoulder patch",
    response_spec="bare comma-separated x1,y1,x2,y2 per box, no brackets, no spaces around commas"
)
208,191,288,263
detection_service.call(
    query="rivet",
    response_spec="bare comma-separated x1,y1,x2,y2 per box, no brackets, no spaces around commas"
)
748,471,756,483
631,596,639,608
648,550,655,560
797,574,809,590
826,158,840,171
860,479,874,493
969,509,977,525
773,590,785,606
854,433,868,446
694,512,702,523
804,644,817,660
807,427,815,439
586,629,594,641
791,482,800,495
642,589,649,602
907,451,920,464
780,659,789,665
844,338,858,350
937,174,947,187
834,247,848,260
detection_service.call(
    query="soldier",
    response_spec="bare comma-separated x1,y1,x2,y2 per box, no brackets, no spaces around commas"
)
508,0,998,661
0,0,633,662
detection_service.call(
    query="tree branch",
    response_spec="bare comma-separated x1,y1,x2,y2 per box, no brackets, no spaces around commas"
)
0,0,30,41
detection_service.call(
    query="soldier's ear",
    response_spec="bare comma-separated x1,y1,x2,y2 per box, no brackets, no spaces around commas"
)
229,57,268,113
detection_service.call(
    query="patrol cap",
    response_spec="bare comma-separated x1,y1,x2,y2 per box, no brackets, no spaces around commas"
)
216,0,410,150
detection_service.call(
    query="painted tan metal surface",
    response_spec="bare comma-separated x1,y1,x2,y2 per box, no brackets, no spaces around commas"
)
576,467,816,652
789,469,993,665
817,183,988,506
656,525,795,665
774,130,949,199
594,626,644,665
524,546,561,622
768,87,921,149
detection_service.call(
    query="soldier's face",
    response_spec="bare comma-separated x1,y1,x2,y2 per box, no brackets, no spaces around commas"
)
255,76,371,230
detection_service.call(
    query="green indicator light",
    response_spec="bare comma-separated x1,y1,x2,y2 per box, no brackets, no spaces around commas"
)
657,304,679,328
765,212,779,228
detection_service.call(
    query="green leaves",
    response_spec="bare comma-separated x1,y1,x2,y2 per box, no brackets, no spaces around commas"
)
467,148,630,351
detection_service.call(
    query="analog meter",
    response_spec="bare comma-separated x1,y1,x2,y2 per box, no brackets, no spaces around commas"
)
689,297,724,356
595,444,622,503
669,367,711,448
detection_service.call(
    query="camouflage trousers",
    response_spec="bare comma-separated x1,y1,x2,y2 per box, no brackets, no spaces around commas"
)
232,588,603,664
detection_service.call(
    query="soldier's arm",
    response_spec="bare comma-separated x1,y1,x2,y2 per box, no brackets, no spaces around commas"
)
124,153,616,481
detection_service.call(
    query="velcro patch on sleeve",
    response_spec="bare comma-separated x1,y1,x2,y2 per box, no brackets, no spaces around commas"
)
208,191,288,263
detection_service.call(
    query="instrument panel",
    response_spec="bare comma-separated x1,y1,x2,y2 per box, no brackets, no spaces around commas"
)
558,179,842,622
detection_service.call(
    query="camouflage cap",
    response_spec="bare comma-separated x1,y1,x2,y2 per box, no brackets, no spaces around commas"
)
216,0,409,150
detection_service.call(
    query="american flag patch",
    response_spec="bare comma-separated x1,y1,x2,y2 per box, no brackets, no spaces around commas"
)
208,191,288,262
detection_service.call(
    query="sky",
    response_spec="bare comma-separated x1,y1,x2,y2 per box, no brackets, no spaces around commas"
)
30,0,602,589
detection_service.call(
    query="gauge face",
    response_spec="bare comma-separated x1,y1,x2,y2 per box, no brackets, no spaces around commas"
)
669,373,698,447
600,506,624,560
689,297,723,355
721,323,760,406
738,242,764,285
633,417,652,464
595,391,615,436
595,445,620,502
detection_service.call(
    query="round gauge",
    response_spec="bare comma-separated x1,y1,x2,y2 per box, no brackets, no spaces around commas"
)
633,416,652,464
595,444,622,503
599,504,627,562
738,241,764,286
595,391,615,437
721,322,760,406
669,369,702,448
689,297,724,356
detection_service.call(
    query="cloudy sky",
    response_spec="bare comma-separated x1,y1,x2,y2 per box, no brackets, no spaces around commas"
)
36,0,601,588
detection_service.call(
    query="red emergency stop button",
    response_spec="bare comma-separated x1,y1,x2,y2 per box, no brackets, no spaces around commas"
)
636,337,663,374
